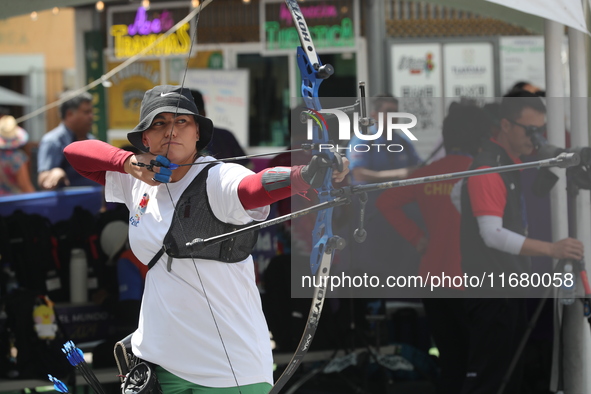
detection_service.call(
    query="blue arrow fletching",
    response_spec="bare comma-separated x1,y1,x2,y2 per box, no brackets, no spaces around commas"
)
75,348,85,364
62,341,86,366
48,374,69,393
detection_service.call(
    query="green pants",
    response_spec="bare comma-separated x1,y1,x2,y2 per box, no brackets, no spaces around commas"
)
155,366,272,394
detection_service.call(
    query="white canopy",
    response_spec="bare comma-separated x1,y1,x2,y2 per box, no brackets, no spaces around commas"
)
2,0,588,35
486,0,589,34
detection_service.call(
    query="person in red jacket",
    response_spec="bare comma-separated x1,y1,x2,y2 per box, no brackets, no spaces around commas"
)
376,102,491,394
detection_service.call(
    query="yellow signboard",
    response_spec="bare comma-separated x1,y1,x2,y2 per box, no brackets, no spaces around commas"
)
107,52,221,133
111,23,191,59
107,60,161,131
107,3,194,60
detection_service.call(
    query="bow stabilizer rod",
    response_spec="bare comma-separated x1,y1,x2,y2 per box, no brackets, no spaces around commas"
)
336,152,579,197
187,152,579,250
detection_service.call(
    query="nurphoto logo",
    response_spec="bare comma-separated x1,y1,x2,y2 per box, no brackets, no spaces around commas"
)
305,108,418,153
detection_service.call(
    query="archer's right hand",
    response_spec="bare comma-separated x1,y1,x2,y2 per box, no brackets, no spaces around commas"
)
125,153,172,186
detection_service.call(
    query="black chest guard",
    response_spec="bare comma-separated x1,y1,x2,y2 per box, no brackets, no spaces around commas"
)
148,164,259,270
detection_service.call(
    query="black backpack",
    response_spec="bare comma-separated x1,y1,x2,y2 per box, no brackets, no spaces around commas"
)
3,211,65,302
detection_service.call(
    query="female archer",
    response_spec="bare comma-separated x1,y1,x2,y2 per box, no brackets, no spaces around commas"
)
64,85,348,394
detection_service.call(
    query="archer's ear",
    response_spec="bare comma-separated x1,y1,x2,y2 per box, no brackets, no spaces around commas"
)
141,132,148,146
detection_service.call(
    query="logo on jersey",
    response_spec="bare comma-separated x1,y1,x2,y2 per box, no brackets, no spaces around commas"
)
130,193,149,227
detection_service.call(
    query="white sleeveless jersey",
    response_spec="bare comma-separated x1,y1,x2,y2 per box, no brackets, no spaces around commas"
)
105,156,273,387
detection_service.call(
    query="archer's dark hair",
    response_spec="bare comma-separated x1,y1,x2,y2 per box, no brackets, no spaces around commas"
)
500,90,546,121
190,89,206,114
482,103,500,125
59,91,93,120
442,102,491,156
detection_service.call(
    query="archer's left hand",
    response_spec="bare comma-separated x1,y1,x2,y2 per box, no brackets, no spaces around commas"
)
333,157,349,183
302,154,349,188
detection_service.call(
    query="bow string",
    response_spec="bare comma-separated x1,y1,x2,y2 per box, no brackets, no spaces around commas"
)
159,1,245,393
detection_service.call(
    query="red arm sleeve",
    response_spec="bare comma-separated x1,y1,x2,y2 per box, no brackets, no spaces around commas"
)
64,140,134,186
238,165,310,210
467,167,507,217
376,181,424,246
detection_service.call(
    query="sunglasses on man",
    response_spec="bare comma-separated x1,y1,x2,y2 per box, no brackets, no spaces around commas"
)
508,119,547,136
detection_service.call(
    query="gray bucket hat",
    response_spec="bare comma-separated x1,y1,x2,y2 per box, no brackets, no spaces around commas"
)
127,85,213,153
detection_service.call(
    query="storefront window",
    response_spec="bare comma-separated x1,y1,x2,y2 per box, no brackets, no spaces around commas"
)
237,54,289,147
313,53,358,99
238,52,357,148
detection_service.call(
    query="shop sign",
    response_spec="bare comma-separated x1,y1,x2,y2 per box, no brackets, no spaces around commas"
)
106,60,161,130
499,36,545,94
392,43,442,98
443,43,495,98
263,0,356,51
107,2,194,59
390,43,444,160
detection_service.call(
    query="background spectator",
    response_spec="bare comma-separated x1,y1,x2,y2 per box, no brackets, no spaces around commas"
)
0,114,35,195
508,81,545,97
37,92,96,190
346,94,420,184
377,102,491,393
342,94,423,287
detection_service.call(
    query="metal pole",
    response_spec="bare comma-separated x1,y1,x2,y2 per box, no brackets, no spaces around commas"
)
564,17,591,392
365,0,386,97
545,18,575,394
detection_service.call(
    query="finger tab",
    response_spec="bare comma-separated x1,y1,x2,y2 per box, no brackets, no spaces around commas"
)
154,172,171,183
160,167,172,177
155,155,171,167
